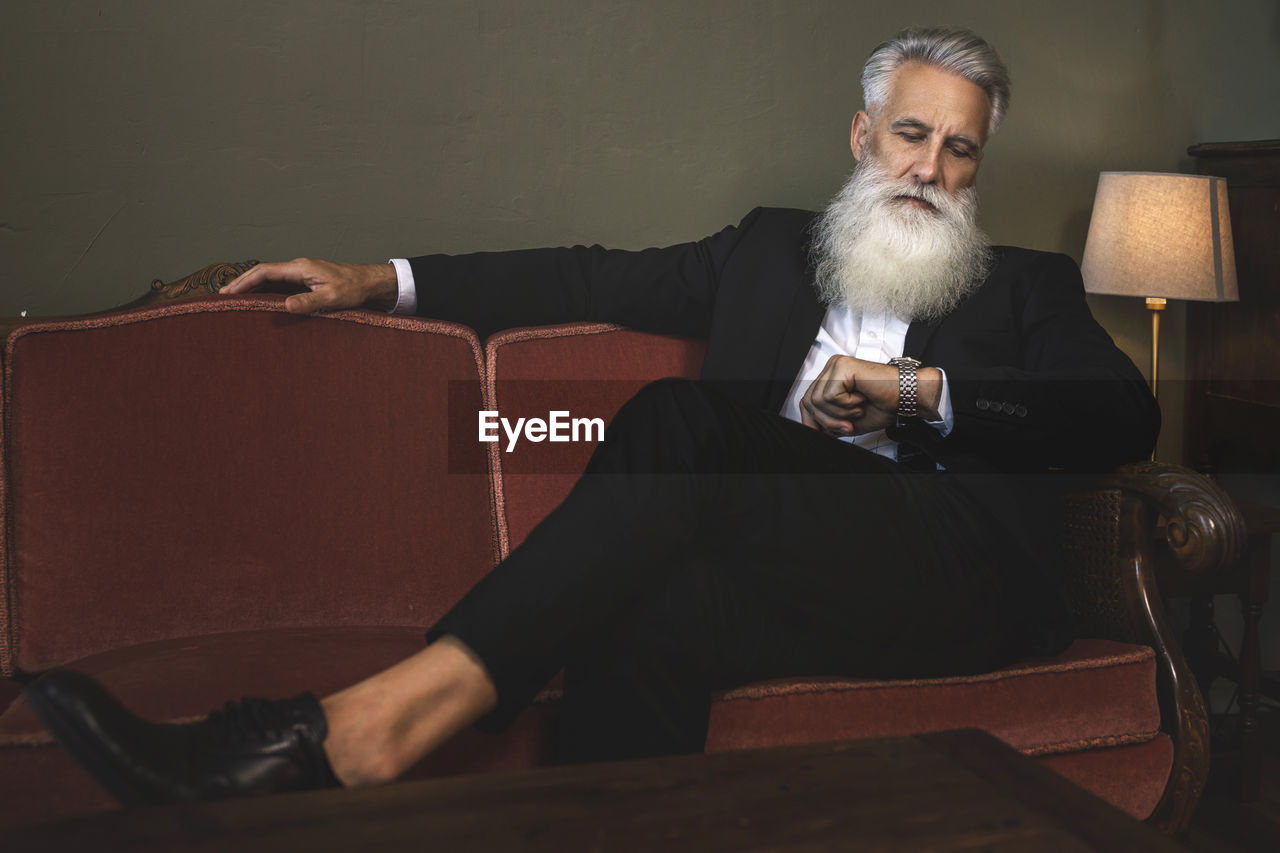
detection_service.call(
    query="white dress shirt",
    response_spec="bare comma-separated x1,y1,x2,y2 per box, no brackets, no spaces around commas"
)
388,259,953,462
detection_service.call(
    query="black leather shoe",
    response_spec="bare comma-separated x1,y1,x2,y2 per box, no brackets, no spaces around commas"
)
23,669,342,806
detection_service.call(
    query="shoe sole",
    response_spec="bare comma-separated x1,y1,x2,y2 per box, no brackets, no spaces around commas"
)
22,676,158,808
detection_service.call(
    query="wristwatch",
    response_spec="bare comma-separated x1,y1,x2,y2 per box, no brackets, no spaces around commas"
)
887,357,923,421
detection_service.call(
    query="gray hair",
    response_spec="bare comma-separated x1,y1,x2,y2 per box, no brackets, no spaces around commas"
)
861,27,1011,135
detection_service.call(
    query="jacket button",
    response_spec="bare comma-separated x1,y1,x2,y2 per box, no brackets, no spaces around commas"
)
1001,402,1016,415
976,399,990,411
1014,404,1028,418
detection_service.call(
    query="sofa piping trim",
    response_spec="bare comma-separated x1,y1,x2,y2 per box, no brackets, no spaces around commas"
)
482,322,625,558
713,643,1154,700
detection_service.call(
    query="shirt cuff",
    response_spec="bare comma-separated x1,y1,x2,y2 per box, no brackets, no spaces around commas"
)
388,258,417,315
924,368,954,437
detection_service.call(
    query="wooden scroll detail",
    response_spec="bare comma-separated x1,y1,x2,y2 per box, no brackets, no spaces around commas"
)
1111,460,1248,581
147,260,261,303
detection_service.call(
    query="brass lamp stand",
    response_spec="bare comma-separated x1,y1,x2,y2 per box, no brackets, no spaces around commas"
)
1145,296,1166,401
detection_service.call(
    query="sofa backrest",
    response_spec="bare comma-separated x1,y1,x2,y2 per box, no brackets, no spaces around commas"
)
483,323,706,555
0,296,497,676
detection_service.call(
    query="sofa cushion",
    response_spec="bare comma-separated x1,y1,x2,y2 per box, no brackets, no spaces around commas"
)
709,636,1169,820
1040,736,1172,820
483,323,705,554
705,638,1161,757
0,296,495,676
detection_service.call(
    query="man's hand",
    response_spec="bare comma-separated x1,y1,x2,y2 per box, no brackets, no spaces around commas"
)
800,355,943,436
219,259,399,314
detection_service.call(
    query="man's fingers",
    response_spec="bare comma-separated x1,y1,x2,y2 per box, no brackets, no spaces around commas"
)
802,410,851,434
799,356,904,437
802,371,869,436
820,415,856,436
220,264,270,294
221,259,318,294
222,261,294,294
800,398,855,436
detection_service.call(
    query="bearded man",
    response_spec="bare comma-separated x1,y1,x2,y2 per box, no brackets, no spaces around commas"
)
26,27,1159,804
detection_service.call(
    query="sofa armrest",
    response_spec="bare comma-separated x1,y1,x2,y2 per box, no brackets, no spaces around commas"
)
1109,461,1248,588
1061,462,1246,834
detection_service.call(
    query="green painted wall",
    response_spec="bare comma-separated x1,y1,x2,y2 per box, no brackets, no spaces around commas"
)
3,0,1279,461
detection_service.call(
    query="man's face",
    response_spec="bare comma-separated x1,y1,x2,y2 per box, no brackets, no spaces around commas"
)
850,62,992,204
811,61,995,321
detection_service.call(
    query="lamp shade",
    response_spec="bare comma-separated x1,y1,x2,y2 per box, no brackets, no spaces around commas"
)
1081,172,1238,302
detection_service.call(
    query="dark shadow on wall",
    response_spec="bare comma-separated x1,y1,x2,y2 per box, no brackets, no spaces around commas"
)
1059,206,1093,263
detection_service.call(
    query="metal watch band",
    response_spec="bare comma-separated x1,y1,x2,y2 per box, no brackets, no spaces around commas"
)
888,357,922,419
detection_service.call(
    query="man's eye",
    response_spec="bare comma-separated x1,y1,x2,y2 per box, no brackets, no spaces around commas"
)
898,133,924,143
948,146,973,159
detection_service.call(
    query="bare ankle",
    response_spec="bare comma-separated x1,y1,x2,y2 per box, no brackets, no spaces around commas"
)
315,637,500,787
320,692,401,787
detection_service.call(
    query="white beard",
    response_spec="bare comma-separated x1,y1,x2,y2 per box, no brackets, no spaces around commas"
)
810,155,991,322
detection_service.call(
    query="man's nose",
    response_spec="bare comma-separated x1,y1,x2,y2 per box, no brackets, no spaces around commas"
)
911,146,942,184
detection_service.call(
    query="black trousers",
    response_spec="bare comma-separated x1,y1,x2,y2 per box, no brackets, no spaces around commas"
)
429,379,1057,764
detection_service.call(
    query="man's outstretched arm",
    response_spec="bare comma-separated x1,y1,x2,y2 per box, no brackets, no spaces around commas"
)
220,259,400,314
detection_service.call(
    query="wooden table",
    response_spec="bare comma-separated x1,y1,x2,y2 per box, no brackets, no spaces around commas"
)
9,730,1179,852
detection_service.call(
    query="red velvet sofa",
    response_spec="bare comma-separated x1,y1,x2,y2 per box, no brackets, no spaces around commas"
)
0,289,1245,834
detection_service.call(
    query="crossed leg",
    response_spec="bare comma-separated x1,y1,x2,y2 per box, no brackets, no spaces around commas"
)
314,378,1035,782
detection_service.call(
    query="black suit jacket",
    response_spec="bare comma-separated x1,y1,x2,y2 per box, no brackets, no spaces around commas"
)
409,206,1160,557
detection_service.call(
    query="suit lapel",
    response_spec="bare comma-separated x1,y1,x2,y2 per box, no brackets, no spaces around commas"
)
765,272,827,412
903,316,941,360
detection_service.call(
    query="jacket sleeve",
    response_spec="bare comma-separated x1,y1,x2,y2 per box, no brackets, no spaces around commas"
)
936,251,1160,472
405,209,769,339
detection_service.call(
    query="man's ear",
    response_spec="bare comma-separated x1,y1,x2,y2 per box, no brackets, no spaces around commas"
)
850,111,871,161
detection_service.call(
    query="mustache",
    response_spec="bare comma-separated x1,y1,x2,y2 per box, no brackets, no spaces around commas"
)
893,185,945,209
861,169,961,216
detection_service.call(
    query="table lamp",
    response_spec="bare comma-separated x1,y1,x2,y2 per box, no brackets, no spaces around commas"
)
1080,171,1239,402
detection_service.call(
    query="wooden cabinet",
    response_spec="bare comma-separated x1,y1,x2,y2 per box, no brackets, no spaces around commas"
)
1183,140,1279,802
1185,140,1280,473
